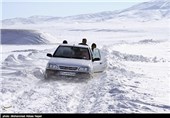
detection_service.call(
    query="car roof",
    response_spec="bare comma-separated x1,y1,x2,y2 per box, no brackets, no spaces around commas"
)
59,44,90,48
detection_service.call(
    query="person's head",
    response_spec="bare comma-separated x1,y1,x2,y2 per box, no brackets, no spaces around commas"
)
63,40,68,44
82,38,87,44
91,43,96,51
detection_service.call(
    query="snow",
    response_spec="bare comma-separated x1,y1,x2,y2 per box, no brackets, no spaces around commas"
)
1,0,169,26
1,29,58,44
1,0,170,113
1,42,169,113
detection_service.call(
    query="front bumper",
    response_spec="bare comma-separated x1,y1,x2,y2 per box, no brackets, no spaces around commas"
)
45,69,92,79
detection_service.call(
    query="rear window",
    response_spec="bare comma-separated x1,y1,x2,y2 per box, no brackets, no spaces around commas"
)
53,46,91,60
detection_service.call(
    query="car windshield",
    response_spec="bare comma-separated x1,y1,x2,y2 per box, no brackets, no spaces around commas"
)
53,46,91,60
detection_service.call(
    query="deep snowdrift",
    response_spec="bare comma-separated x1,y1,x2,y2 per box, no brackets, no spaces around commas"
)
1,29,58,44
1,41,170,113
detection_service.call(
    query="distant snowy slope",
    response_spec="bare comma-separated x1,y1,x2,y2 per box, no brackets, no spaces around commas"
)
1,11,118,25
118,0,170,20
2,16,54,26
58,11,119,22
2,0,169,25
1,29,58,44
125,0,169,10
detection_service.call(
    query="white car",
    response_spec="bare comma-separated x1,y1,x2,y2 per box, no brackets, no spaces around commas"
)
44,44,106,79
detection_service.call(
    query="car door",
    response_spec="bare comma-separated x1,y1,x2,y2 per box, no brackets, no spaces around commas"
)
92,48,107,73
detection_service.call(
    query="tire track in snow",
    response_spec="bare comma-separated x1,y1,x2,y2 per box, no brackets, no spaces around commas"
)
75,72,108,113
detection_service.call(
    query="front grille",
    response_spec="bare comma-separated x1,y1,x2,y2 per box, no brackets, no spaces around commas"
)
59,66,78,71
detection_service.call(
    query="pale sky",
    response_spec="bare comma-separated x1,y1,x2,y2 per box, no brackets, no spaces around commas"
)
1,0,151,20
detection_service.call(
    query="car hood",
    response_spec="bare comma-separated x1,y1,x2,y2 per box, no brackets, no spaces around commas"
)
48,57,92,67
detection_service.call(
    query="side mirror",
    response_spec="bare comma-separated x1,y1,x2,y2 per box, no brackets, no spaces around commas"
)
47,53,52,57
92,58,100,62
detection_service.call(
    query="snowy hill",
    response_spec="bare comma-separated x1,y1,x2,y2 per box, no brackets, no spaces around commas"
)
126,0,170,10
117,0,170,20
1,0,169,45
1,29,58,44
2,16,54,26
1,0,170,114
2,0,169,25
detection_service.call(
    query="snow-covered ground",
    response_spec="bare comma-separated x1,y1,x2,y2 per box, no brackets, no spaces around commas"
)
1,40,170,113
1,0,170,113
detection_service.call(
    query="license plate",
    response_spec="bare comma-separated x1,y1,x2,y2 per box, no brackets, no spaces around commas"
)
59,71,76,76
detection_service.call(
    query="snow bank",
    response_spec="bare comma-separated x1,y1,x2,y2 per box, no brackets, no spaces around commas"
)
1,42,170,113
1,29,58,44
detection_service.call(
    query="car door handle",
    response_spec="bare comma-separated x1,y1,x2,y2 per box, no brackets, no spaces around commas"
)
100,62,102,64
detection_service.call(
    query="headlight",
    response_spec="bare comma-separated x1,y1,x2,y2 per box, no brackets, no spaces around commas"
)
47,63,59,69
79,67,89,72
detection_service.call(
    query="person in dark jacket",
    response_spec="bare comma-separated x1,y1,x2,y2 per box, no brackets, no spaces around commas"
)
79,38,88,46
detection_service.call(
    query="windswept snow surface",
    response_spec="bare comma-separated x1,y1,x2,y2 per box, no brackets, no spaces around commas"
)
0,41,170,113
1,0,170,113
